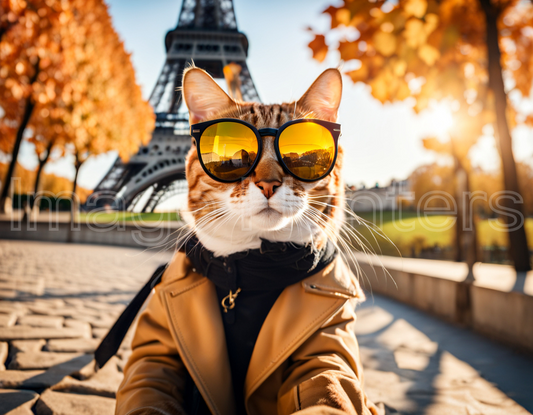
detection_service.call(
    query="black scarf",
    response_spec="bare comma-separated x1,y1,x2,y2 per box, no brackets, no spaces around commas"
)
182,235,337,294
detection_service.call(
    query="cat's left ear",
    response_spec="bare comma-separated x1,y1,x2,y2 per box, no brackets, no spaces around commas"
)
297,68,342,122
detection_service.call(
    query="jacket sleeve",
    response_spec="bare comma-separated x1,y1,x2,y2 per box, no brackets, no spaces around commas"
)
115,284,188,415
277,300,379,415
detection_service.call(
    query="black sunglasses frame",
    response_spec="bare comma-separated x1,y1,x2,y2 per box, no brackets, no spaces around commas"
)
190,118,341,183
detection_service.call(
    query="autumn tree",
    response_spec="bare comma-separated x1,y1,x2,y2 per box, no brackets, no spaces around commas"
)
0,0,154,216
56,0,154,215
310,0,533,270
0,0,64,213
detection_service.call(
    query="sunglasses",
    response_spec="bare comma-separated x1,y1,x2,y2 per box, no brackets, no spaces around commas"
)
190,118,341,183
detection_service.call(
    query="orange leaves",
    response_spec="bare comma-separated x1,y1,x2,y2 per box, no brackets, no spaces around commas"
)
308,34,328,63
368,66,411,103
422,136,451,155
338,40,359,61
335,8,351,26
346,65,368,84
403,15,438,49
306,0,533,194
374,31,397,56
307,0,533,132
404,0,428,19
0,0,154,173
418,44,440,65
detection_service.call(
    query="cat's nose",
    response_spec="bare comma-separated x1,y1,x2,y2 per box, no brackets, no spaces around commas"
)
255,180,282,199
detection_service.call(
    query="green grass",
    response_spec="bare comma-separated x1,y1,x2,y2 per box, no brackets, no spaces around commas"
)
347,211,533,257
76,208,532,260
77,211,181,223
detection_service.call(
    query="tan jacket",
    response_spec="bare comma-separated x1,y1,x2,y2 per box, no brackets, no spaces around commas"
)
116,252,379,415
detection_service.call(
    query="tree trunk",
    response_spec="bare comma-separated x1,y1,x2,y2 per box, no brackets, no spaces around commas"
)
452,140,479,267
0,61,40,214
463,168,479,263
462,166,478,281
453,154,465,263
30,141,54,214
70,152,82,223
479,0,531,271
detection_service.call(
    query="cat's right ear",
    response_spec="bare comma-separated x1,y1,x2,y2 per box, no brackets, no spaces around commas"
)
182,67,237,124
297,68,342,122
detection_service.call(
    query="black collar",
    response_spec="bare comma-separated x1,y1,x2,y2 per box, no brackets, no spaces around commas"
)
181,235,337,293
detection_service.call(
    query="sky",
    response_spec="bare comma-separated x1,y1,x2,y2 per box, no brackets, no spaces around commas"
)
18,0,533,190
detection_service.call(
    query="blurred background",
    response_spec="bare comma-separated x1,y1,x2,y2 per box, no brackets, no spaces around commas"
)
1,0,533,269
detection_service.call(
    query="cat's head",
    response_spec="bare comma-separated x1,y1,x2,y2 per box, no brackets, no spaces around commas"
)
181,67,344,256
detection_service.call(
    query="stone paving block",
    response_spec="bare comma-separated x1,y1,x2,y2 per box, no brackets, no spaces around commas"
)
0,303,27,315
31,299,65,309
63,318,92,332
46,338,99,353
0,290,16,299
393,348,432,371
83,300,125,313
0,326,90,341
16,316,64,329
0,355,93,390
0,389,39,415
73,306,105,317
72,359,97,381
8,352,84,370
51,357,123,398
34,390,115,415
0,341,7,370
27,306,78,318
10,339,45,353
0,313,16,327
0,370,46,389
70,314,115,328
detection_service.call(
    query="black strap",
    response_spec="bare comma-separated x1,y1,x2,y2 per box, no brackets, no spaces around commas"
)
94,263,167,370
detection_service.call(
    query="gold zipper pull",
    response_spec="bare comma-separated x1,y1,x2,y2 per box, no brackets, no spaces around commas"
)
221,288,241,313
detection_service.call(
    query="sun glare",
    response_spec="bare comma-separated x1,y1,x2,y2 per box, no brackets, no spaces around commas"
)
428,102,455,133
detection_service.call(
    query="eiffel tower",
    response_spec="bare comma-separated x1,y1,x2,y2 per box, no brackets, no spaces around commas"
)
85,0,260,212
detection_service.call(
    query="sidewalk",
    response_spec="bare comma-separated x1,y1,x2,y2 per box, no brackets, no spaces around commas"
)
358,295,533,414
0,240,531,414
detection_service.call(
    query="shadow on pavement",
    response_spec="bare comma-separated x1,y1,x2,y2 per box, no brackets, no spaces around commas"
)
356,295,533,414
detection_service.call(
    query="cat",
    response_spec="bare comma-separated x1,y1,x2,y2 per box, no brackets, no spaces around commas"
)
180,66,346,259
116,66,380,415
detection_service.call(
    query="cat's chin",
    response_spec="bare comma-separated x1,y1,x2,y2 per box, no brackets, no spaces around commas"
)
250,207,291,231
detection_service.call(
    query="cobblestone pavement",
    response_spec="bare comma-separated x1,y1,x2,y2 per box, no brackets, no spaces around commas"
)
0,240,532,415
0,240,171,414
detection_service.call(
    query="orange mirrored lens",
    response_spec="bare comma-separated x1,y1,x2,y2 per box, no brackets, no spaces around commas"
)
199,122,258,181
278,122,335,180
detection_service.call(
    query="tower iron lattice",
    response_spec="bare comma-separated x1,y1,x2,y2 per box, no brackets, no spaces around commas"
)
85,0,260,212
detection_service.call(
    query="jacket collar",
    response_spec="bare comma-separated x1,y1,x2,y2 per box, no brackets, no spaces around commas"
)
159,252,363,415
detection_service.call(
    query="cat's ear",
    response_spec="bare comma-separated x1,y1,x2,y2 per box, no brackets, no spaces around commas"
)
182,67,237,124
297,68,342,121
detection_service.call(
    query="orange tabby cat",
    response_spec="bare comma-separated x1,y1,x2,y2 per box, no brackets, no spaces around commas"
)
116,68,379,415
